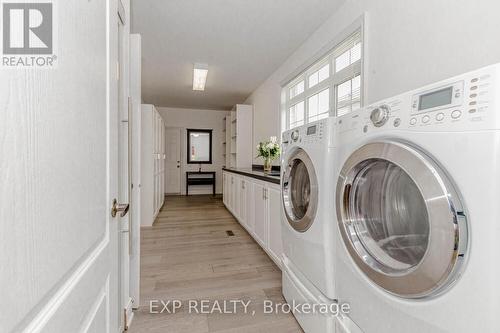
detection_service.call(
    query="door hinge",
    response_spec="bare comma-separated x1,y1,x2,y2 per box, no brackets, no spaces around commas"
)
123,308,129,331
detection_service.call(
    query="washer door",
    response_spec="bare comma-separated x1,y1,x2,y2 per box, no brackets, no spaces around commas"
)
336,141,468,298
282,148,318,232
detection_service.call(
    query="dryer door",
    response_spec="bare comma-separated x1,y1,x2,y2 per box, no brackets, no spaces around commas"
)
282,148,318,232
336,141,468,298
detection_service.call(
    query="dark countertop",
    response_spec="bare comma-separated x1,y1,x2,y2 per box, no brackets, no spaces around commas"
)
222,167,281,184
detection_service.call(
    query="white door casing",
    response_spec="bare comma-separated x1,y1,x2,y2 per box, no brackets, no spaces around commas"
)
129,33,142,310
165,127,181,194
117,0,134,328
0,0,122,332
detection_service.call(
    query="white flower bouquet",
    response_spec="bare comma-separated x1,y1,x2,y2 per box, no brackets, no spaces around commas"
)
256,136,280,171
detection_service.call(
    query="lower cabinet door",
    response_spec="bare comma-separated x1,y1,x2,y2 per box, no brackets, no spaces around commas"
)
228,174,234,211
253,181,267,247
245,178,254,232
232,175,240,218
267,185,283,265
222,172,227,206
239,178,247,226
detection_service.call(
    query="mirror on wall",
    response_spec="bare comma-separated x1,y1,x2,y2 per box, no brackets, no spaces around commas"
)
187,129,213,164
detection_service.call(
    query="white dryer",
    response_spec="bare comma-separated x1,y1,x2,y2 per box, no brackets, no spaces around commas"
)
281,117,338,332
334,63,500,332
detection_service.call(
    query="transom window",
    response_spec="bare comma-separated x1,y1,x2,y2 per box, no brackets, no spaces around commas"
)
283,30,363,130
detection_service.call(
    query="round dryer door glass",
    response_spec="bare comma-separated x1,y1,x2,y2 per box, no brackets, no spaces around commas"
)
337,141,468,298
349,159,429,272
282,148,318,232
289,160,310,219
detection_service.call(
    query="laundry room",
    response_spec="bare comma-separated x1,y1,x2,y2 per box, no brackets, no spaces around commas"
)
2,1,500,333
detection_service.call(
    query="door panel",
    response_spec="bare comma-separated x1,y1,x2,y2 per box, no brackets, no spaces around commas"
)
233,175,240,219
239,178,247,226
245,179,254,232
253,182,267,247
0,0,119,331
165,127,181,194
222,172,227,205
267,185,283,265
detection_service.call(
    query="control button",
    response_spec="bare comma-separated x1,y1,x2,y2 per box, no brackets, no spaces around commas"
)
469,101,477,106
410,118,417,125
370,104,390,127
393,118,401,127
436,113,445,121
469,109,477,114
363,125,368,133
470,86,478,90
451,110,462,119
470,93,477,98
291,130,300,141
455,92,461,98
422,115,430,124
412,102,417,108
471,78,479,83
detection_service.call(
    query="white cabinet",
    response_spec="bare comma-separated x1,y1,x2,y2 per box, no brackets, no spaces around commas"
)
238,177,251,228
253,181,268,247
267,184,283,264
222,170,282,268
224,105,253,168
141,104,165,226
244,178,254,231
223,172,228,206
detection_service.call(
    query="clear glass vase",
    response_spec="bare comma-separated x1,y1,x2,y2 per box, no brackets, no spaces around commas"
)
263,157,272,172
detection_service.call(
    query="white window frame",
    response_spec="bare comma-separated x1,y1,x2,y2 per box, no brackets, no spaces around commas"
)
281,17,365,131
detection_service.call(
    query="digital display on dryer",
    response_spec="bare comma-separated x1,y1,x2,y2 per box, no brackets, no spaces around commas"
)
307,125,317,135
418,86,453,111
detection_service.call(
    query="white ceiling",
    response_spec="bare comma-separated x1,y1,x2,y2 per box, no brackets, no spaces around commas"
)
131,0,345,110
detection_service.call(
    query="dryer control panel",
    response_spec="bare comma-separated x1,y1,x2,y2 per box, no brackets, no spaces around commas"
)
339,63,500,134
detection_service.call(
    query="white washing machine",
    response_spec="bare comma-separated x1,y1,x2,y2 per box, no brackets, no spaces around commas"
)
334,63,500,332
281,117,338,332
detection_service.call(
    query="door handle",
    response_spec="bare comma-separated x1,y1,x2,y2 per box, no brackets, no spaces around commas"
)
111,199,129,218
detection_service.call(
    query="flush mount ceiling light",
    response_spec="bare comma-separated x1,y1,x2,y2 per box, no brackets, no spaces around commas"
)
193,63,208,91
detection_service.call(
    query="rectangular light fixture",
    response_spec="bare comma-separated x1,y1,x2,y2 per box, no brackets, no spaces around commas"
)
193,63,208,91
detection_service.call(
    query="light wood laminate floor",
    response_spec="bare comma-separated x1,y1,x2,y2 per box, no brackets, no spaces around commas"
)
129,195,302,333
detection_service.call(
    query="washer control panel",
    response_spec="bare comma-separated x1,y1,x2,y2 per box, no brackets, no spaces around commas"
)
282,119,327,148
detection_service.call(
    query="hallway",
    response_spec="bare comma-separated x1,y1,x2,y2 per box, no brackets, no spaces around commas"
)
129,195,302,332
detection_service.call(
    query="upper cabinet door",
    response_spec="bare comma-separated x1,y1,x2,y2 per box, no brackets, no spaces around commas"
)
267,185,283,267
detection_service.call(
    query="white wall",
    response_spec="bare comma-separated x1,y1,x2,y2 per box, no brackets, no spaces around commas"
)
158,107,229,195
245,0,500,150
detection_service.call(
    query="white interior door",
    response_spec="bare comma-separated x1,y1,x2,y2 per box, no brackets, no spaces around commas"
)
165,127,181,194
0,0,121,332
